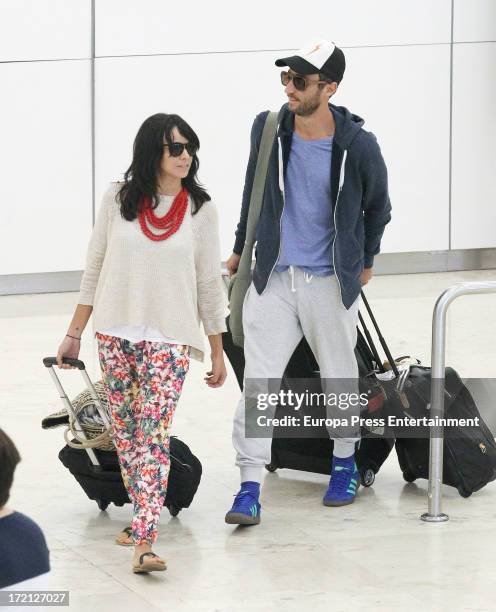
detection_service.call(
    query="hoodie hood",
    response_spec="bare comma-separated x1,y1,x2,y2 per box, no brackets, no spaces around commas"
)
277,102,364,149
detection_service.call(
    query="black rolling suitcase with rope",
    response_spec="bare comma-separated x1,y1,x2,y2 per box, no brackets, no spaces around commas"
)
42,357,202,515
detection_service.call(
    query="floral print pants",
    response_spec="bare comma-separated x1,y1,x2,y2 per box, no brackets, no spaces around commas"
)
96,333,190,545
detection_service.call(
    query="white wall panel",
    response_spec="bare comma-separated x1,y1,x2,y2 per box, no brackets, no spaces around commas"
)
95,45,450,259
451,43,496,249
95,52,282,260
0,61,92,275
96,0,451,57
0,0,91,62
454,0,496,42
339,44,451,253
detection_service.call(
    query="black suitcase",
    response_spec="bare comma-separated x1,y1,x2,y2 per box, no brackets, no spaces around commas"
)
268,436,394,486
58,436,202,515
222,295,395,487
393,366,496,497
355,294,496,498
43,356,202,515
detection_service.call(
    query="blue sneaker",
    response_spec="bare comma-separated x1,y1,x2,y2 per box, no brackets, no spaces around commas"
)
225,482,261,525
323,455,360,507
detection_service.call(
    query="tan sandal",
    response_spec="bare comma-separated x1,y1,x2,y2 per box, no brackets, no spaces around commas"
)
133,552,167,574
115,526,133,546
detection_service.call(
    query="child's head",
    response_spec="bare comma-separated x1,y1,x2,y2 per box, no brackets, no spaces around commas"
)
0,429,21,509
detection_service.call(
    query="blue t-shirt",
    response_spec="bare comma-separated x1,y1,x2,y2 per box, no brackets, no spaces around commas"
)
0,512,50,588
275,132,335,276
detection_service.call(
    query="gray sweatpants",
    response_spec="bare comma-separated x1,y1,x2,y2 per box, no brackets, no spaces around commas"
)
232,266,361,483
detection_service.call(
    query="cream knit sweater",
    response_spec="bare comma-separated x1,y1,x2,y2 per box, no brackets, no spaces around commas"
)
78,183,227,362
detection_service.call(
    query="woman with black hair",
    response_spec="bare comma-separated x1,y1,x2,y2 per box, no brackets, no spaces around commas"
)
56,113,227,574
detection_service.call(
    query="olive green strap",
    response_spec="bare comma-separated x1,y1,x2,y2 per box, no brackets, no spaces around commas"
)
238,111,278,278
228,111,278,347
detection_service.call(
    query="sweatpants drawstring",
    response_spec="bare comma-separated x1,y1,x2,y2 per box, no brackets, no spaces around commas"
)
289,265,296,292
288,267,313,291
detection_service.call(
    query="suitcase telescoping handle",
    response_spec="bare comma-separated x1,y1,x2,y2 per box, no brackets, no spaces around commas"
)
42,356,111,469
360,291,400,378
357,311,386,374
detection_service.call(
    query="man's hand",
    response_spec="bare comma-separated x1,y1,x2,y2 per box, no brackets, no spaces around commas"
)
226,252,241,277
360,267,373,286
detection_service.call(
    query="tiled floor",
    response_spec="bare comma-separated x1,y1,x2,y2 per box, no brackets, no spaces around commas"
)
1,269,496,612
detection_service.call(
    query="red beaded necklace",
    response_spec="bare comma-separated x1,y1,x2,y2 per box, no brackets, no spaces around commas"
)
138,188,189,242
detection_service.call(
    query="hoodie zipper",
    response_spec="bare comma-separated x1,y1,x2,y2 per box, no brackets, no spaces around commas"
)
332,149,348,304
262,130,285,295
263,132,347,300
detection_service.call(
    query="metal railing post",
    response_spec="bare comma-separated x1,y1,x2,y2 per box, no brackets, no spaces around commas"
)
421,280,496,522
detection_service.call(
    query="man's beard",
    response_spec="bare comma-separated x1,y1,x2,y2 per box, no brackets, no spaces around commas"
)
293,91,321,117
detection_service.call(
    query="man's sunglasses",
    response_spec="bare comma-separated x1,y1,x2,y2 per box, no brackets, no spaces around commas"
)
163,142,198,157
280,70,330,92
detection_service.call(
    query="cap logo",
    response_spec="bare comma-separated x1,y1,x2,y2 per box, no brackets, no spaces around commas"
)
308,43,322,55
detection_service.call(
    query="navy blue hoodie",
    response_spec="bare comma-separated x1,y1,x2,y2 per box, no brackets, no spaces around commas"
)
233,102,392,309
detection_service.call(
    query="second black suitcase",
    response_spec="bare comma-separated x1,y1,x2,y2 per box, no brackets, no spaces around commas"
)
394,366,496,497
267,435,394,486
223,311,395,487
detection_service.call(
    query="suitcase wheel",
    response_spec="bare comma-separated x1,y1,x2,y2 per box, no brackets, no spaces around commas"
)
457,486,472,498
360,468,375,487
96,499,110,511
168,503,181,517
265,463,278,473
402,469,416,483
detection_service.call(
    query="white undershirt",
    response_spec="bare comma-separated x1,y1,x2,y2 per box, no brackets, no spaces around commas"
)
97,325,184,345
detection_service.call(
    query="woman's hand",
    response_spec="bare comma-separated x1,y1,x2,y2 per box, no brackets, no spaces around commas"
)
56,336,81,369
55,305,92,369
204,354,227,388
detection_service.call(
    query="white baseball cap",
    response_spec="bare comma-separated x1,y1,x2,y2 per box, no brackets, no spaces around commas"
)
275,40,346,83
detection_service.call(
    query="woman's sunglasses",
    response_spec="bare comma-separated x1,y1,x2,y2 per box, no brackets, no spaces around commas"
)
163,142,198,157
280,70,329,92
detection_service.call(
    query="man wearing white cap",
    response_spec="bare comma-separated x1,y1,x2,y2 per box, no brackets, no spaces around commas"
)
225,40,391,525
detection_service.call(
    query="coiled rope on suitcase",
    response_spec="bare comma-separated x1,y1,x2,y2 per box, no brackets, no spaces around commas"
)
63,382,115,451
